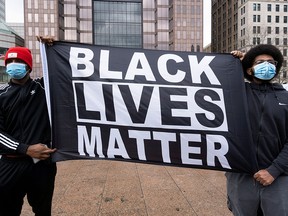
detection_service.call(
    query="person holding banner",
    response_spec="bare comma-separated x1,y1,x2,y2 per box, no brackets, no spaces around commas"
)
227,44,288,216
0,47,57,216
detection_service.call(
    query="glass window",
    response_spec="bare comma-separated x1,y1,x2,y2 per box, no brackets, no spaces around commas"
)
275,27,279,34
267,4,271,11
50,14,54,23
64,4,77,14
28,27,33,36
143,0,155,8
34,0,38,9
253,3,260,11
50,1,54,9
267,26,271,34
93,0,142,48
80,9,90,19
27,0,32,9
28,13,32,22
267,15,271,22
275,38,279,45
276,4,280,12
34,14,38,22
44,0,48,9
44,14,48,23
79,0,92,6
267,38,271,44
143,23,155,32
65,17,77,28
276,16,279,23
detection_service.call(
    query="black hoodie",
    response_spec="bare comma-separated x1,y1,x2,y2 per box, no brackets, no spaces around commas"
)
246,82,288,178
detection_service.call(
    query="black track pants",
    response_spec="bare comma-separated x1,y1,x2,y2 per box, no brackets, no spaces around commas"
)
0,156,57,216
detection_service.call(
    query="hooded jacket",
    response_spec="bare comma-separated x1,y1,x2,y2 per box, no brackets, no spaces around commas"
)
0,78,51,155
246,82,288,178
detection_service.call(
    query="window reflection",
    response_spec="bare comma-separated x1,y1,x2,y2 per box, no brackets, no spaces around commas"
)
93,1,142,48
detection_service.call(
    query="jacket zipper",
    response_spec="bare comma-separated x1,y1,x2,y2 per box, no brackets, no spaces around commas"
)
256,90,266,171
19,86,25,143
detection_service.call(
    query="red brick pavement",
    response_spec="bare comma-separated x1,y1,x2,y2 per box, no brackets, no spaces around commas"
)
22,160,233,216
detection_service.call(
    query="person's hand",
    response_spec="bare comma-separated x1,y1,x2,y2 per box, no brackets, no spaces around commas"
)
231,50,244,60
253,169,275,186
36,36,54,46
26,143,57,160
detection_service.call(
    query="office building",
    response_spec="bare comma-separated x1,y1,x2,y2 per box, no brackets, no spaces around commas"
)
24,0,204,77
0,0,4,22
0,22,25,82
6,23,25,39
211,0,238,53
212,0,288,82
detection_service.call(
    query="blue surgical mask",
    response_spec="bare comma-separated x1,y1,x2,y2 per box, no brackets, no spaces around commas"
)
6,62,28,79
253,61,276,80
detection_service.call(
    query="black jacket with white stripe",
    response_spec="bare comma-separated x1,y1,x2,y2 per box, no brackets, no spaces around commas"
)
0,77,51,155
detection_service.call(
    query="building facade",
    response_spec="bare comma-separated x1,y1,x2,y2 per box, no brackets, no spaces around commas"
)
0,0,4,22
238,0,288,81
211,0,238,53
24,0,204,77
24,0,63,78
0,22,25,82
212,0,288,82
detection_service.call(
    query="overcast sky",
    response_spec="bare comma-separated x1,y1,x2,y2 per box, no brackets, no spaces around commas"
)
5,0,211,46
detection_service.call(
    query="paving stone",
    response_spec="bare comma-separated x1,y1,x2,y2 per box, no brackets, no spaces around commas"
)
21,160,232,216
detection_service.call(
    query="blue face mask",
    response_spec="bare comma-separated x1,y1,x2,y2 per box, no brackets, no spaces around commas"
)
253,61,276,80
6,62,28,79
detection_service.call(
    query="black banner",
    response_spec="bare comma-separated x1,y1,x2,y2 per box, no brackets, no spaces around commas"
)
43,41,257,174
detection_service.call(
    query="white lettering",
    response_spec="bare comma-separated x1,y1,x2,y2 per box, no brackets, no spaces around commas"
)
70,47,94,77
99,50,123,79
125,52,156,81
77,125,104,158
181,133,202,165
128,130,151,160
188,56,220,85
206,134,231,169
158,54,186,83
107,128,130,159
153,132,176,163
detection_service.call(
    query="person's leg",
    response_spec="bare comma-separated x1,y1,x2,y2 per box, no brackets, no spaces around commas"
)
225,172,260,216
260,175,288,216
0,157,30,216
27,160,57,216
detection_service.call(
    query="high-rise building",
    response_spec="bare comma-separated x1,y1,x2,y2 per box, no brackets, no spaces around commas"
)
24,1,63,77
0,22,25,82
211,0,238,53
0,0,5,22
0,0,25,83
24,0,204,78
6,23,25,38
212,0,288,82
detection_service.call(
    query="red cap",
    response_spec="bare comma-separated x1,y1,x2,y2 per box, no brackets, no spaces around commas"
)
4,47,33,70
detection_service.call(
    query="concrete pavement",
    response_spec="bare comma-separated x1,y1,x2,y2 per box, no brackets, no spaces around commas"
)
22,160,233,216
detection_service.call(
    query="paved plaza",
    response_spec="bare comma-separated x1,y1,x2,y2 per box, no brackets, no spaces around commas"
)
22,160,233,216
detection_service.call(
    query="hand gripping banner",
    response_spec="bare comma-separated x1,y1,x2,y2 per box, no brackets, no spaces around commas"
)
41,41,257,174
